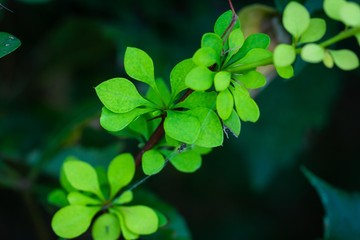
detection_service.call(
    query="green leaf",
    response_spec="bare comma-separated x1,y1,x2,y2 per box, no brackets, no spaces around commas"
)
100,107,152,132
273,44,296,67
301,43,325,63
164,110,201,144
146,78,171,107
323,50,334,68
124,47,156,89
201,33,223,55
216,89,234,120
108,153,135,197
233,71,266,89
330,49,359,70
48,189,68,208
52,205,100,239
192,47,218,67
113,210,139,239
340,2,360,27
142,149,165,175
170,151,202,173
114,191,133,205
67,192,102,205
232,48,272,67
175,91,217,110
214,71,231,92
63,158,103,199
356,34,360,46
214,10,240,37
128,115,150,140
0,32,21,58
228,28,245,57
302,167,360,240
299,18,326,43
189,108,223,147
95,78,151,113
170,59,195,98
231,83,260,122
223,109,241,137
283,1,310,39
324,0,347,21
275,65,294,79
92,213,121,240
185,66,215,91
120,206,159,235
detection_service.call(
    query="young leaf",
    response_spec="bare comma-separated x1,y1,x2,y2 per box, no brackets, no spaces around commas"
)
170,59,195,98
164,110,201,144
96,78,151,113
233,71,266,89
282,1,310,39
201,33,223,55
189,108,224,147
223,109,241,137
330,49,359,70
323,50,334,68
113,210,139,239
299,18,326,43
214,10,240,37
146,78,171,107
323,0,347,21
120,205,159,235
185,66,215,91
63,159,103,199
231,83,260,122
170,151,202,173
214,71,231,91
228,28,245,57
142,149,166,175
175,91,217,110
92,213,121,240
114,191,133,205
100,107,152,132
0,32,21,58
216,89,234,120
273,44,296,67
231,48,272,67
301,44,325,63
275,65,294,79
302,167,360,240
340,2,360,27
192,47,218,67
124,47,156,89
67,192,102,205
52,205,100,239
108,153,135,197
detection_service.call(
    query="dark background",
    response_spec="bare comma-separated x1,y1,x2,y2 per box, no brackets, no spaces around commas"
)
1,0,359,239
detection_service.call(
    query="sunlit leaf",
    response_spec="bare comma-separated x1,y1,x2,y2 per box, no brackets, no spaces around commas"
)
231,83,260,122
95,78,151,113
214,71,231,91
323,50,335,68
340,2,360,27
214,10,240,37
274,44,296,67
235,48,272,65
192,47,218,67
92,213,121,240
146,78,171,107
233,71,266,89
170,59,195,98
108,153,135,197
175,91,217,110
142,149,165,175
228,28,245,58
113,210,139,239
67,192,102,205
120,206,159,235
185,66,215,91
301,43,325,63
275,65,294,79
170,151,202,173
299,18,326,43
113,191,133,205
52,205,100,239
223,109,241,137
283,1,310,39
0,32,21,58
216,89,234,120
324,0,347,21
330,49,359,70
201,33,223,55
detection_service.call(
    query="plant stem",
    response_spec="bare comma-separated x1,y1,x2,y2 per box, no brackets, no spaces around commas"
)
319,26,360,48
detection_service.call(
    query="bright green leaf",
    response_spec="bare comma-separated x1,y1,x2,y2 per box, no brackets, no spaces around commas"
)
108,153,135,197
302,167,360,240
228,28,245,57
229,48,272,71
146,78,171,107
201,33,223,55
231,83,260,122
52,205,100,239
330,49,359,70
114,191,133,205
233,71,266,89
0,32,21,58
324,0,347,21
192,47,218,67
48,189,68,208
164,110,201,144
185,66,215,91
170,151,202,173
120,206,159,235
189,108,223,147
95,78,151,113
113,210,139,239
323,50,335,68
340,2,360,27
283,1,310,39
170,59,195,98
92,213,121,240
299,18,327,43
214,10,240,37
216,89,234,120
63,159,103,199
275,65,294,79
128,115,150,140
124,47,156,89
274,44,296,67
100,107,152,132
214,71,231,91
301,44,325,63
175,91,217,110
142,149,165,175
223,109,241,137
67,192,102,205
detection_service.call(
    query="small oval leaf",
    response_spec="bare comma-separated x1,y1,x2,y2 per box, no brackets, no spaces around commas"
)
92,213,121,240
142,149,165,175
299,18,327,44
185,66,215,91
301,44,325,63
283,1,310,39
120,206,159,235
216,89,234,120
170,151,202,173
330,49,359,70
274,44,296,67
108,153,135,197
